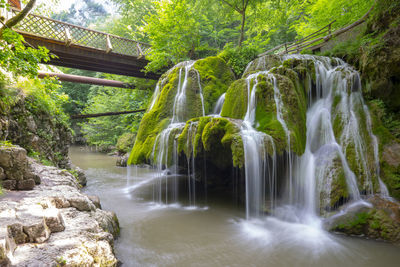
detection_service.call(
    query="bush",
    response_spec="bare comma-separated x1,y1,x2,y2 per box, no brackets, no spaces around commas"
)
116,132,136,153
218,44,260,77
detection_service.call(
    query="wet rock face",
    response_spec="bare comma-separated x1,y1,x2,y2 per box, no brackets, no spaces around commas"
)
0,89,72,169
0,144,40,191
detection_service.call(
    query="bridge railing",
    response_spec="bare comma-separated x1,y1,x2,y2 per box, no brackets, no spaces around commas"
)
259,20,336,57
10,9,151,58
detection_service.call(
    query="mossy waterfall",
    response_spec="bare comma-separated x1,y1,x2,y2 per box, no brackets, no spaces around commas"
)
128,54,391,224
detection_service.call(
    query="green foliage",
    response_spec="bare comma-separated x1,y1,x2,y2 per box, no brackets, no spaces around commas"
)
143,0,201,72
28,150,54,166
218,44,259,77
294,0,374,37
18,78,70,125
369,99,400,140
79,86,151,149
116,132,136,153
0,29,50,79
0,140,14,147
51,0,108,27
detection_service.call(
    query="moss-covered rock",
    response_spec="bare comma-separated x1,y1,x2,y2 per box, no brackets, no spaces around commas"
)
220,79,248,119
242,55,282,77
316,150,350,214
326,196,400,243
177,117,243,168
368,100,400,200
222,61,308,155
128,57,235,165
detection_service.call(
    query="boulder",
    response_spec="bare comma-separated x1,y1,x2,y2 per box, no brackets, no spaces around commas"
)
7,224,27,245
116,154,128,167
69,197,96,212
93,210,120,238
87,195,102,209
325,196,400,242
44,208,65,233
17,179,35,190
1,180,16,190
49,197,71,209
23,222,51,244
16,205,50,244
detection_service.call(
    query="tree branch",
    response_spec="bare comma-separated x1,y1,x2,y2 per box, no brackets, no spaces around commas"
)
0,0,37,36
220,0,242,14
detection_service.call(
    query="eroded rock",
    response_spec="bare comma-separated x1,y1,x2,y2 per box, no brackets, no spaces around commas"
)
44,209,65,233
0,159,118,266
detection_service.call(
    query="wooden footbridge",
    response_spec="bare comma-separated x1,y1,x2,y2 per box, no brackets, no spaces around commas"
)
7,8,160,79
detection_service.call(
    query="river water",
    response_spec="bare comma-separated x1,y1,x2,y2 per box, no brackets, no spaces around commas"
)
69,147,400,267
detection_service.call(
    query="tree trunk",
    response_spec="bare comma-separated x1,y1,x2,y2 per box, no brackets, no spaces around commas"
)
0,0,36,37
238,10,246,47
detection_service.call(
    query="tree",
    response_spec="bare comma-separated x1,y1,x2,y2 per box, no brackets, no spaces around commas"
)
220,0,263,46
51,0,108,27
143,0,203,71
0,0,36,37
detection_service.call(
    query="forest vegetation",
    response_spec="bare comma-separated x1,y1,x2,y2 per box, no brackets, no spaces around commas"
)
0,0,386,152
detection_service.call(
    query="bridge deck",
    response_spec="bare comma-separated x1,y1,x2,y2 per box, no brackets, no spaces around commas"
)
10,9,160,79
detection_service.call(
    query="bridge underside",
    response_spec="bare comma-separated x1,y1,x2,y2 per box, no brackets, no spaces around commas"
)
24,36,160,80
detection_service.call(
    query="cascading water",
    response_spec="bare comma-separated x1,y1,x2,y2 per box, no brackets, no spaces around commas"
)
240,54,391,223
138,53,392,224
150,60,207,205
241,72,277,219
213,93,226,115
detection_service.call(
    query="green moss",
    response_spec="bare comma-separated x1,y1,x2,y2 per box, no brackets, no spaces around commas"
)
262,69,307,155
194,56,235,114
242,55,282,77
176,117,243,168
129,57,235,165
220,79,248,119
329,162,350,208
116,132,136,153
332,206,400,242
335,212,370,232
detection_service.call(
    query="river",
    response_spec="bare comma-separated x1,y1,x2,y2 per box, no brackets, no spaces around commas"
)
69,146,400,267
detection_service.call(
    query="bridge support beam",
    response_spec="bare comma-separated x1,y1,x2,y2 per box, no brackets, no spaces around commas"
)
71,109,146,119
38,72,138,89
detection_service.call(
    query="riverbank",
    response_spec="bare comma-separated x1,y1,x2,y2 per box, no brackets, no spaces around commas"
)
0,156,119,266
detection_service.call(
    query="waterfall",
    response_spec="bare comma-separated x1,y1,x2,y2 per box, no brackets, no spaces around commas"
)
150,60,206,205
172,61,205,123
241,72,277,219
139,53,392,221
213,93,226,115
239,54,390,222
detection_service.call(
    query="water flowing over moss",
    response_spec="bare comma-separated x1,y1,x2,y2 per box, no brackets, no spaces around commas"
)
128,57,235,165
129,52,399,231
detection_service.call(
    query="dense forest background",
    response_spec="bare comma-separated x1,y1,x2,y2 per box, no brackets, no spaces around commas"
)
0,0,377,153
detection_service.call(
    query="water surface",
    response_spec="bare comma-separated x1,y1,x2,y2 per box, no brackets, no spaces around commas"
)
70,147,400,267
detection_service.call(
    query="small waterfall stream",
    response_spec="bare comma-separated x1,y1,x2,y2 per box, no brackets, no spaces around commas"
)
151,60,206,205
